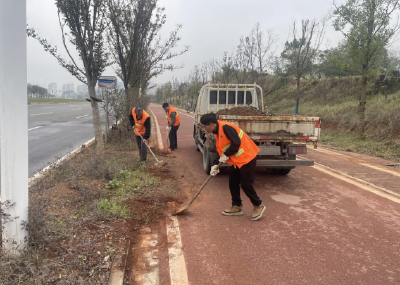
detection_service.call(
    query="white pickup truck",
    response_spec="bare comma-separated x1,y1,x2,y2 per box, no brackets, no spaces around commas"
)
193,83,321,174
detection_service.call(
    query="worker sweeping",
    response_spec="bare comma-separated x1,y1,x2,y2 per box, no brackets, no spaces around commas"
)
200,113,266,221
129,107,151,165
162,102,180,151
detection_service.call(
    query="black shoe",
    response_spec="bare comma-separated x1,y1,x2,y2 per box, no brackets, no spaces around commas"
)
170,148,176,151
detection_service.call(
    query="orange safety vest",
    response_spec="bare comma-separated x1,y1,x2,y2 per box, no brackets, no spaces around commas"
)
166,106,180,126
132,108,150,136
214,120,259,169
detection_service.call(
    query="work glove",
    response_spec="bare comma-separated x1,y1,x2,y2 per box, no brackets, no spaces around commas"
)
166,126,171,131
142,139,147,144
210,165,220,176
219,154,229,163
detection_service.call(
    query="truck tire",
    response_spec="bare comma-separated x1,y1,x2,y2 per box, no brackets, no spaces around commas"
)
203,147,212,174
272,168,292,175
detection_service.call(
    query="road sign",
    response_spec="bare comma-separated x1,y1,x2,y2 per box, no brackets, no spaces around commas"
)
98,76,117,89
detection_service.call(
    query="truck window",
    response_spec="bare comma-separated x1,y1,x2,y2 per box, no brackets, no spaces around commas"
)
246,91,253,104
210,90,217,104
219,91,226,104
237,91,244,104
228,91,235,104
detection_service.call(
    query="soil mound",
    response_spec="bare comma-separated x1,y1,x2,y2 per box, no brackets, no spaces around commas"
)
216,106,266,116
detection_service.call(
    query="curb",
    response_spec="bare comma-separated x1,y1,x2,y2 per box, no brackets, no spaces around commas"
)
28,137,96,186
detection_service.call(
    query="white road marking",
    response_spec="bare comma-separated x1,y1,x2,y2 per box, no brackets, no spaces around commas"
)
359,163,400,178
72,108,82,110
175,108,194,118
299,157,400,203
166,216,189,285
76,114,90,119
28,126,42,131
30,112,53,116
148,108,164,149
307,145,351,158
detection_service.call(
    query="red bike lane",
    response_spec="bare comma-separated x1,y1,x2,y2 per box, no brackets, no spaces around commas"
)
149,103,400,285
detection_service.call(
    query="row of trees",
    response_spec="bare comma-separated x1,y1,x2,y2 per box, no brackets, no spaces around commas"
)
27,0,189,150
156,0,400,136
27,84,48,97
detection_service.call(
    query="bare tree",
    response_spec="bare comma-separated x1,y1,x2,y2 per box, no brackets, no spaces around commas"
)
253,23,278,79
333,0,400,135
27,0,110,150
281,19,325,115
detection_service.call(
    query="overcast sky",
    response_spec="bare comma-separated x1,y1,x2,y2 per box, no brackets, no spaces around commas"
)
27,0,346,92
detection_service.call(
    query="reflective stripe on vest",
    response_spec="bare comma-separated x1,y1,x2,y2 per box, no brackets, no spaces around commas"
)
132,108,150,136
215,121,259,169
167,106,180,126
222,130,244,155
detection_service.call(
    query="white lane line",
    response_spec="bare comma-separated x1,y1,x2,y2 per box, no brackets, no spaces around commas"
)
298,156,400,203
28,126,42,131
307,145,351,158
76,114,90,119
148,108,164,149
166,216,189,285
30,112,53,116
72,108,82,111
359,163,400,178
175,108,194,119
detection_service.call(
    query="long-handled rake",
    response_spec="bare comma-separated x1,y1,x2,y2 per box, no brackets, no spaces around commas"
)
134,128,167,167
172,162,222,215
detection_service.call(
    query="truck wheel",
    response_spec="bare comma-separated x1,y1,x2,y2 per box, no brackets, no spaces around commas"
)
203,147,212,174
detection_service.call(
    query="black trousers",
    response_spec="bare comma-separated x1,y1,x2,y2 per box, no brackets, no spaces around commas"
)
135,135,147,161
169,125,179,149
229,157,262,206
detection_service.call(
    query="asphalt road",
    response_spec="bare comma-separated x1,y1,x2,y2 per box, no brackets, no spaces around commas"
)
139,104,400,285
0,102,106,178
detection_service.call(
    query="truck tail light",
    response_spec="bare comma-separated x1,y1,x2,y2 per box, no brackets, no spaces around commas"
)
288,146,307,154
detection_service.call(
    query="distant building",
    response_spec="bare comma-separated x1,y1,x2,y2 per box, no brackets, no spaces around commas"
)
77,84,88,98
62,90,77,99
62,83,74,93
48,83,57,96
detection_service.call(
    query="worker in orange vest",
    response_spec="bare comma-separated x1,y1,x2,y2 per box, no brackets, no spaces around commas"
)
129,107,151,165
162,102,181,151
200,113,266,221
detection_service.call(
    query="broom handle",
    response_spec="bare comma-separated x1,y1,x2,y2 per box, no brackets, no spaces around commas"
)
184,162,223,208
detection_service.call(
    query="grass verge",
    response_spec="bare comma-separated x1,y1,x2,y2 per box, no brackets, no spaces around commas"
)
0,128,178,284
321,128,400,162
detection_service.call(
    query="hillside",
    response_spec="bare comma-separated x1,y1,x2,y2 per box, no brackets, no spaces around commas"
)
264,76,400,161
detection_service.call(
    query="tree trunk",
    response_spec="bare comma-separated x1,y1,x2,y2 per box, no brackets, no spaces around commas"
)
88,84,104,150
295,76,300,115
359,66,368,137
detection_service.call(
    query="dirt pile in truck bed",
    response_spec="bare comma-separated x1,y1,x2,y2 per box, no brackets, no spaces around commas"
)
216,106,267,116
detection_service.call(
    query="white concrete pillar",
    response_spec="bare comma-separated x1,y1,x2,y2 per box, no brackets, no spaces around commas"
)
0,0,28,253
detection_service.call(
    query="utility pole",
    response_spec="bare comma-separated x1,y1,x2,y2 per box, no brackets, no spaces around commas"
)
0,1,28,254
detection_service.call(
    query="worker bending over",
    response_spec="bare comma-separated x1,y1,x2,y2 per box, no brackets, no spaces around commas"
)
200,113,266,221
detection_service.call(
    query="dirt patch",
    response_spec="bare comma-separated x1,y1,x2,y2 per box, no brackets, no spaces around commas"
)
215,106,266,116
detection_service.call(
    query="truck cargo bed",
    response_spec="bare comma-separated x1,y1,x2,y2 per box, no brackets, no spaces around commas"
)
218,114,320,142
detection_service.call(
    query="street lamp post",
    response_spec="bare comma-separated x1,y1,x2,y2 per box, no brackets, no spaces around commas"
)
0,1,29,254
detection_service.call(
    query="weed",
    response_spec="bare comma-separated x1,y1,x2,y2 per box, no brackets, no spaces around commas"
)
96,198,130,220
107,179,121,190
